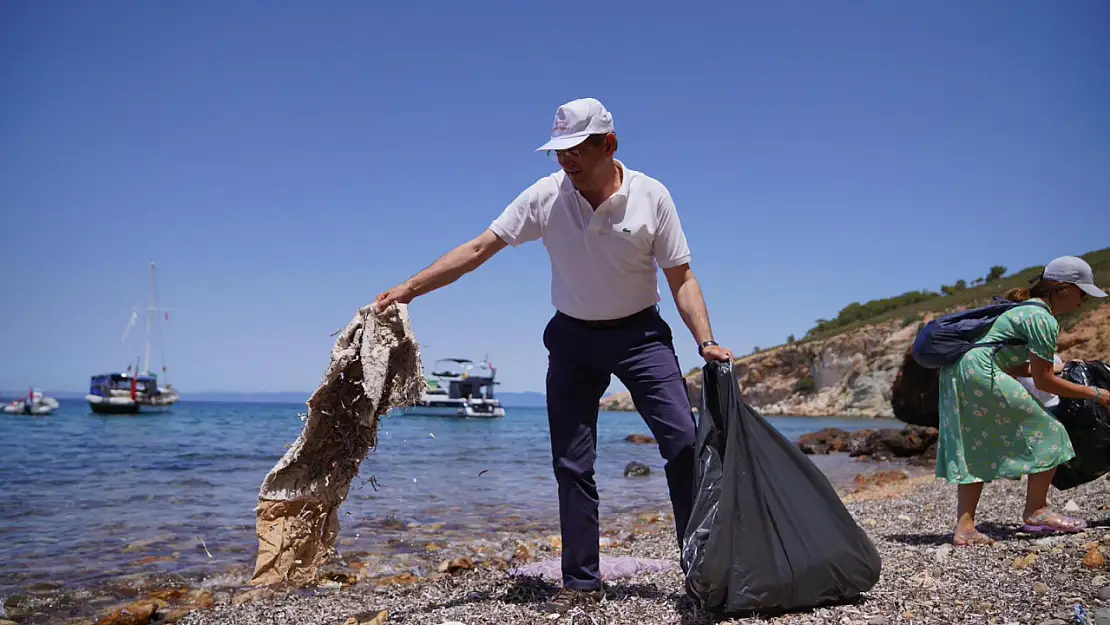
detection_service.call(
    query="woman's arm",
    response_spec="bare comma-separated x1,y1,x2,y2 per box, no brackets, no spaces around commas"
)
1006,355,1062,379
1031,356,1101,399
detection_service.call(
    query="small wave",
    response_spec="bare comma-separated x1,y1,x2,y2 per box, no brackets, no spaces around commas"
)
169,477,219,488
170,452,284,463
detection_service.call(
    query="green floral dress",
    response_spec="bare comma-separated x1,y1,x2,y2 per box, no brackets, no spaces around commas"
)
935,299,1075,484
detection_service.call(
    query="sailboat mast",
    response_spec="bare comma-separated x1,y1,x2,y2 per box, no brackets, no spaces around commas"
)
144,262,155,376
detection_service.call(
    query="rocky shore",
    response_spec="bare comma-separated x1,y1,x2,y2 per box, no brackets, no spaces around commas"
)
42,471,1108,625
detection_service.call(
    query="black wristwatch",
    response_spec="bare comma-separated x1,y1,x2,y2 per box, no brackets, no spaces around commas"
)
698,340,718,356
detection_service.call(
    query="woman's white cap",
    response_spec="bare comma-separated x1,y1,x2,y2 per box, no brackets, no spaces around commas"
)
1043,256,1106,297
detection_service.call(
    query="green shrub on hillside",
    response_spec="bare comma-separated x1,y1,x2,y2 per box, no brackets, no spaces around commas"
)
802,248,1109,342
807,290,938,337
940,279,968,296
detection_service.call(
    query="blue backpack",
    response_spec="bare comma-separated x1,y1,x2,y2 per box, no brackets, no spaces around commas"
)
911,299,1049,369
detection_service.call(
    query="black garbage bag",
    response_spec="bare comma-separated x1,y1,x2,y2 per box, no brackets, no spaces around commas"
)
1051,360,1110,491
681,361,882,616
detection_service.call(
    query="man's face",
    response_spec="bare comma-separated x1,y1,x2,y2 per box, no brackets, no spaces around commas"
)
554,134,613,190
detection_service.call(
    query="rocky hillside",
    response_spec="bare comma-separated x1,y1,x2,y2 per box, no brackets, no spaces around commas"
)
601,251,1110,417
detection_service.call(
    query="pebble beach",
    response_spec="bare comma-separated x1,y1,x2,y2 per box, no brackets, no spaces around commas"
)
150,472,1110,625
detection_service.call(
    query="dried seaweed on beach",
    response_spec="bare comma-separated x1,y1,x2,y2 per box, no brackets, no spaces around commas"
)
250,303,424,587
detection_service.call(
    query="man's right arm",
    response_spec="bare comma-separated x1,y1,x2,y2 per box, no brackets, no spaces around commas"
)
403,229,508,300
372,177,548,313
372,229,507,312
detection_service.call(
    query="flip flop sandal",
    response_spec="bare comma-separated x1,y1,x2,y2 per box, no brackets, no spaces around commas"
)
953,531,995,547
1022,511,1087,534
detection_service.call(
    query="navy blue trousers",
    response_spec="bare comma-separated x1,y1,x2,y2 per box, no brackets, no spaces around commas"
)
542,306,697,590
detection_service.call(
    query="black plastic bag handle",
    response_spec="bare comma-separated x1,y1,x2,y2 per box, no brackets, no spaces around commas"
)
702,360,735,452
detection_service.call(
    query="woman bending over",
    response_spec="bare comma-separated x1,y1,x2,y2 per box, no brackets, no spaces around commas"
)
935,255,1109,546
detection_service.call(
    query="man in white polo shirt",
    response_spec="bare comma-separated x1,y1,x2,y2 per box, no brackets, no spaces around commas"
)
373,97,733,613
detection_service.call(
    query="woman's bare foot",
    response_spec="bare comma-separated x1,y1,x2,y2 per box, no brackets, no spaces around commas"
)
953,528,995,546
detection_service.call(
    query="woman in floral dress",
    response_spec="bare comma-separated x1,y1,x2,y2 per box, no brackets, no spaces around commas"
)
936,256,1110,546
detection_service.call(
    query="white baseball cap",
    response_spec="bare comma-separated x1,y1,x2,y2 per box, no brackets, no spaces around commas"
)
535,98,614,152
1042,255,1106,298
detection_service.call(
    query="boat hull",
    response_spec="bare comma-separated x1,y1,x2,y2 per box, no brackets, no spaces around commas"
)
87,395,176,415
2,405,57,416
395,395,508,419
89,401,141,415
396,401,505,419
3,397,59,416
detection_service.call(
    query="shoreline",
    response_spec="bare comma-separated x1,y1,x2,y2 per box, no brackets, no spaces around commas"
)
598,407,900,417
175,472,1110,625
5,457,926,625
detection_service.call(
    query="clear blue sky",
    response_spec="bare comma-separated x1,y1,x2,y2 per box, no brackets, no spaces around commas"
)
1,1,1108,395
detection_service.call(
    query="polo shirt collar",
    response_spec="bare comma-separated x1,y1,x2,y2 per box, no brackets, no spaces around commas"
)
560,160,632,204
585,161,631,235
612,159,631,201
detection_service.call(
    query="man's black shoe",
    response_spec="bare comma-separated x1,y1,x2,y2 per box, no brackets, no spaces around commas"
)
537,587,605,614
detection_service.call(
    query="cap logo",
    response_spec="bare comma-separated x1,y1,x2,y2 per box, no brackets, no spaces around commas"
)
552,119,570,134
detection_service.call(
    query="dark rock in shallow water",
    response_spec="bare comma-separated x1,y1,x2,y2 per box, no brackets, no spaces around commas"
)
796,426,938,460
3,595,35,621
859,426,937,458
908,440,939,467
623,461,650,477
624,434,657,445
796,428,866,454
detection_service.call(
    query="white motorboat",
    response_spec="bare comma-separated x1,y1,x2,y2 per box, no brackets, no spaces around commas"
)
397,358,506,419
3,389,59,415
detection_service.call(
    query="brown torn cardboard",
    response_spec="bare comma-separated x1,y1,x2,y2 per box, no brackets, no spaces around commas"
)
251,303,424,586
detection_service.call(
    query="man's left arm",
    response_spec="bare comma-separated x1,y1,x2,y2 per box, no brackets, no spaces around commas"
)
663,264,733,362
653,189,733,362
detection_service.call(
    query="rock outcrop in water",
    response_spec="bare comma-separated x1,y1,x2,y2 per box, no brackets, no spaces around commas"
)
600,305,1110,418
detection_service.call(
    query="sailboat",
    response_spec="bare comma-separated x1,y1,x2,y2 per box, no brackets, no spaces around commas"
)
86,262,181,415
